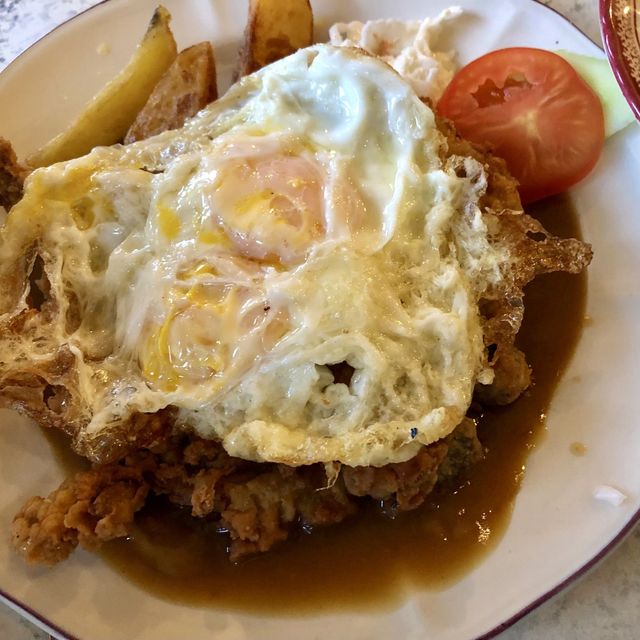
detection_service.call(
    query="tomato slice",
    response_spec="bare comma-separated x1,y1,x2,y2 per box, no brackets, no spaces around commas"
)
437,47,604,203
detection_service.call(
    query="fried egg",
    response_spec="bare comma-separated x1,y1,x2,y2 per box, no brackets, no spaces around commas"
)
1,45,507,467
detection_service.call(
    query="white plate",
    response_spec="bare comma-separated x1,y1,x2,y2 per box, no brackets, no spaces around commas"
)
1,1,639,639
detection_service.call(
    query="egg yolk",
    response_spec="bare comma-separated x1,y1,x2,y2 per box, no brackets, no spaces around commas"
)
140,137,371,393
141,283,235,392
141,272,290,394
208,153,325,266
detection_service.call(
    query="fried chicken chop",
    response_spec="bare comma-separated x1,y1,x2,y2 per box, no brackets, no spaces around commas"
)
4,110,591,564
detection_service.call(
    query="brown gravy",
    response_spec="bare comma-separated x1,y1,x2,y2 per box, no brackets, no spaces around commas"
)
46,194,587,614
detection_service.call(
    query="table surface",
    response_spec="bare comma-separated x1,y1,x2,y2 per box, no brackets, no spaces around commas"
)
1,0,639,638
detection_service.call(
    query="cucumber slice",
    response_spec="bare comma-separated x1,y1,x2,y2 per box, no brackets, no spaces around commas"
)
556,50,635,138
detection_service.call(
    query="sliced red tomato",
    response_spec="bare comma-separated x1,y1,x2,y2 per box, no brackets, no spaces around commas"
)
437,47,604,203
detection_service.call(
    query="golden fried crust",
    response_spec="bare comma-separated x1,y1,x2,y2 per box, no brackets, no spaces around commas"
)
435,113,522,212
124,42,217,144
479,208,592,372
13,428,478,564
474,344,531,406
12,464,150,565
436,113,592,404
343,440,449,510
0,137,28,210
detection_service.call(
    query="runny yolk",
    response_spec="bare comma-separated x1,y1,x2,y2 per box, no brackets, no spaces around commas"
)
140,140,371,394
140,273,291,395
157,204,181,240
141,284,235,392
207,153,326,266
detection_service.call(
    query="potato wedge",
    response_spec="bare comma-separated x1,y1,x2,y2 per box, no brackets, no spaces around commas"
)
28,6,177,168
0,138,28,211
124,42,217,144
236,0,313,77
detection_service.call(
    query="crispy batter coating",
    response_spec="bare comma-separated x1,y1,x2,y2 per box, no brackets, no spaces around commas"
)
343,441,449,510
12,465,150,565
475,344,531,406
12,422,482,563
437,115,592,405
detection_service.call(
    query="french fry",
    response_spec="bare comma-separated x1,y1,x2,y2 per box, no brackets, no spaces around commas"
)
27,6,177,168
124,42,217,144
236,0,313,77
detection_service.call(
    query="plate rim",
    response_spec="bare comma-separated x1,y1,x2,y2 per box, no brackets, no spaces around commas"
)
1,2,638,640
0,589,77,640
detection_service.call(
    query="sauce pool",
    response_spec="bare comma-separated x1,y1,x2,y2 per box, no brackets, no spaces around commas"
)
48,193,587,614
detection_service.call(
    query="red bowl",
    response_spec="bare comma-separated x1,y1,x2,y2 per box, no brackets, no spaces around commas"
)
600,0,640,120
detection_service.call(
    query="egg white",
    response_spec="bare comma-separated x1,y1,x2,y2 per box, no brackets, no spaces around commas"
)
3,46,507,466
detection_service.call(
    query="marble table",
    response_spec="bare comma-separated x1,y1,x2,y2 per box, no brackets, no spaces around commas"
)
1,0,639,638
